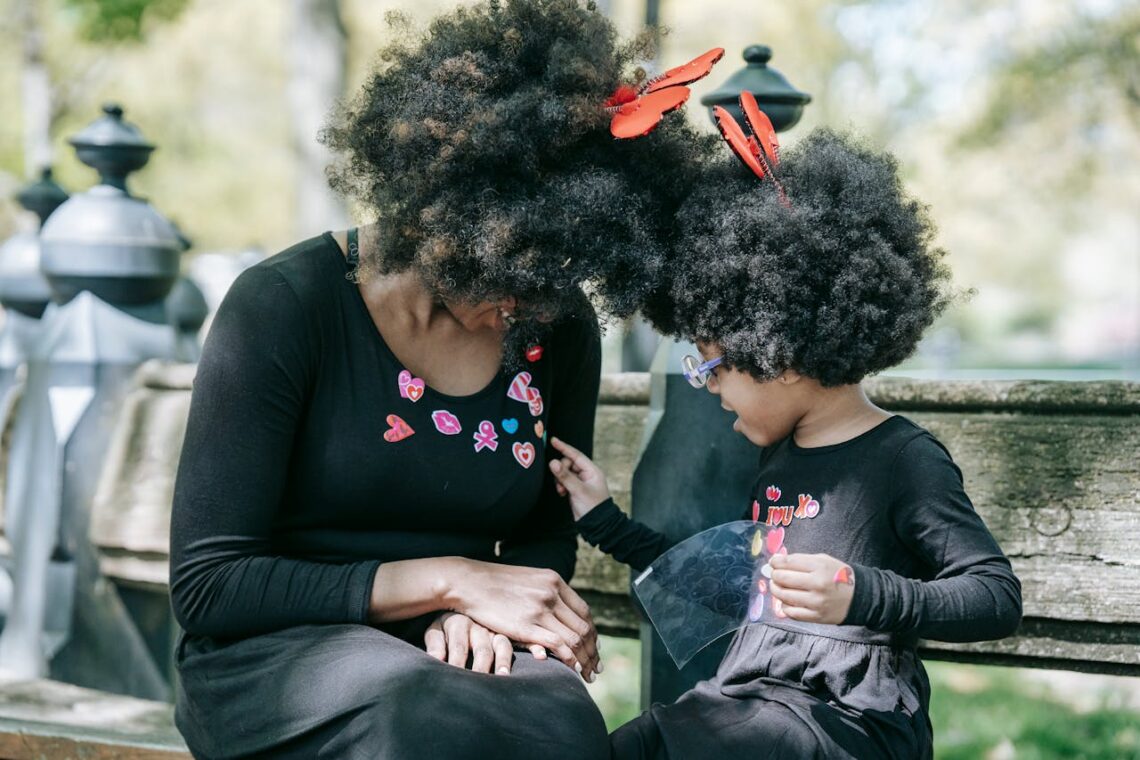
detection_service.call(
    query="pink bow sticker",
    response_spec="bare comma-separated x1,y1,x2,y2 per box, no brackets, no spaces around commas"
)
383,414,415,443
398,370,426,402
432,410,462,435
507,372,533,403
766,485,781,502
473,420,499,452
512,441,536,469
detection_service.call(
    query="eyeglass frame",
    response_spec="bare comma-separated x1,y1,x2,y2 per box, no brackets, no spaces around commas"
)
680,354,724,388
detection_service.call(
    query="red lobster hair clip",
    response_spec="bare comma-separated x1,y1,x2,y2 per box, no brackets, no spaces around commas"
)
714,91,790,207
605,48,725,139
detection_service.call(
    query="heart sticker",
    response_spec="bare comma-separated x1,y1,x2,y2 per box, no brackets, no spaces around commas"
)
534,420,544,438
383,414,414,443
501,418,519,434
525,345,544,362
512,441,536,468
766,485,781,502
431,410,462,435
398,370,426,402
766,526,785,556
526,387,543,417
473,420,498,452
507,372,533,403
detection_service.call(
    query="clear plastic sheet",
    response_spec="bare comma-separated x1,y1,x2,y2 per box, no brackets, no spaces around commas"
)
632,520,787,668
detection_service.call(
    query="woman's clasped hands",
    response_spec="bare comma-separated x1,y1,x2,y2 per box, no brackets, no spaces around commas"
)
428,558,603,682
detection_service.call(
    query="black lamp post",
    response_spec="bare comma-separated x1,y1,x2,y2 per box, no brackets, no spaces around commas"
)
700,45,812,132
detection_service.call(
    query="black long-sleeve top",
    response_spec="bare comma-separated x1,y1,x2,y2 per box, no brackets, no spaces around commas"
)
169,233,601,640
577,415,1022,643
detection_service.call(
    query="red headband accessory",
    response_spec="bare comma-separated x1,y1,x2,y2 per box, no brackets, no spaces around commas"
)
714,90,789,207
605,48,725,139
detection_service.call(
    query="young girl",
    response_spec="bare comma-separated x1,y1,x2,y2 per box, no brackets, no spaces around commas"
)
548,129,1022,759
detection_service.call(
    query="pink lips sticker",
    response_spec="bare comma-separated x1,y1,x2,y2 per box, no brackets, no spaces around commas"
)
383,414,414,442
766,485,781,502
432,410,462,435
512,441,536,468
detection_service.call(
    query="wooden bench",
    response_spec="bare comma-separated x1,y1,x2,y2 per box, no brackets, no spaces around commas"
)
0,678,189,759
0,362,1136,752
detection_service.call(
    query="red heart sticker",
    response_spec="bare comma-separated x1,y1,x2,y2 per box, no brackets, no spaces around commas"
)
383,414,414,443
766,526,785,556
512,441,536,469
525,345,544,362
405,381,425,402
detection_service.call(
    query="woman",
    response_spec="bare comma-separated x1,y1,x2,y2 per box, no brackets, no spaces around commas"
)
169,1,708,758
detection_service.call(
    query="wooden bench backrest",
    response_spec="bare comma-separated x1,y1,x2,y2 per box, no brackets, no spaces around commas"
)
79,364,1140,675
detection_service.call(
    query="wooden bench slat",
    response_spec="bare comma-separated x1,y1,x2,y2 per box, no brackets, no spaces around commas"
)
0,679,189,760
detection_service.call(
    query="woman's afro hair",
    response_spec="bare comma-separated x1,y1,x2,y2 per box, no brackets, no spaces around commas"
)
643,128,953,386
323,0,716,323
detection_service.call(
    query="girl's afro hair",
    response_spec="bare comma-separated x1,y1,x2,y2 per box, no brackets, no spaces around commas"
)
643,128,953,386
323,0,716,323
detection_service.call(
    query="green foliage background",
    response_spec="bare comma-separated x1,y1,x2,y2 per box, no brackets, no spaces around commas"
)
0,0,1137,368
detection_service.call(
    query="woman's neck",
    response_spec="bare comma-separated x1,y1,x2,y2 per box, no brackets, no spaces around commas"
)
792,383,892,449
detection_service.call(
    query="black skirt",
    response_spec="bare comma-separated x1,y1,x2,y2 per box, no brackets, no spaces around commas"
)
611,621,933,760
175,623,610,759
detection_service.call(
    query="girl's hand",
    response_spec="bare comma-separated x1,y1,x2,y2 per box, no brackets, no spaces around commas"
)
444,559,602,682
769,553,856,625
548,437,611,520
425,612,515,675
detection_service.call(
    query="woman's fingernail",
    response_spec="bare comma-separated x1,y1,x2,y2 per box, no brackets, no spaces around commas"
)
588,672,596,683
596,660,604,674
574,661,583,674
497,667,510,675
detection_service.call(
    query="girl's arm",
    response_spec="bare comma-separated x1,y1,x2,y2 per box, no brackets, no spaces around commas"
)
843,432,1023,642
549,438,672,572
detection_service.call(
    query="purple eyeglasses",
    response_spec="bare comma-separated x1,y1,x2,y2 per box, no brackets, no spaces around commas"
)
680,354,723,388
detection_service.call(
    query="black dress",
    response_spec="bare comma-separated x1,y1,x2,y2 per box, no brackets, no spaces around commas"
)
169,232,609,759
577,416,1023,759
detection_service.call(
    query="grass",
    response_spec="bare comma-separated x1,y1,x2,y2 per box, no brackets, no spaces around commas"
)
586,636,1140,758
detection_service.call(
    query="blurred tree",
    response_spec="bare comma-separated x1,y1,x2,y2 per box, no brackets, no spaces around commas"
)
59,0,189,42
16,0,51,179
963,5,1140,147
286,0,349,239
